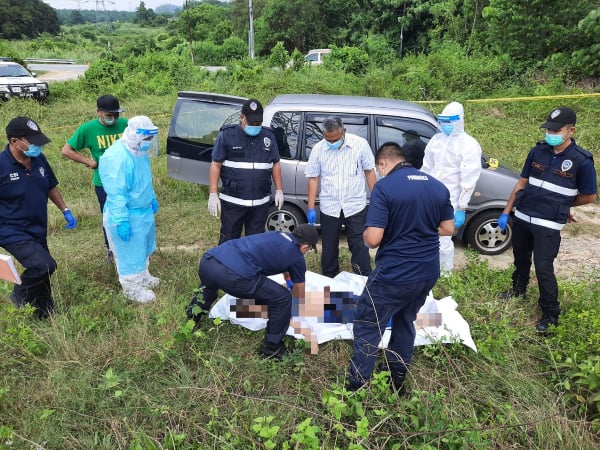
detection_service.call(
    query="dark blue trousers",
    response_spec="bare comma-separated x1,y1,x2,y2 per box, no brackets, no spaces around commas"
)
3,240,57,318
320,207,371,278
95,185,110,250
197,254,292,346
511,218,562,316
348,275,437,388
218,200,269,244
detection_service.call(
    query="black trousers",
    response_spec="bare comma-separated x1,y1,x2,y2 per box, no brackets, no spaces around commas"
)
511,218,562,316
95,185,110,250
196,254,292,346
219,200,269,244
320,207,372,278
3,239,57,318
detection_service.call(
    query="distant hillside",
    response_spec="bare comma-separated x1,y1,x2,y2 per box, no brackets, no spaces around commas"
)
155,4,182,14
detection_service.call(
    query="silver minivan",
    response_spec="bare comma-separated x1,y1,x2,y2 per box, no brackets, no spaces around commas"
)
166,92,519,255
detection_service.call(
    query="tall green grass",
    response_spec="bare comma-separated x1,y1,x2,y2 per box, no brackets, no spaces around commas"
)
0,87,598,448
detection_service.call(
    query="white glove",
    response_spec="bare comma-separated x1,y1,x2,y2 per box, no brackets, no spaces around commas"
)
275,190,284,209
208,193,221,217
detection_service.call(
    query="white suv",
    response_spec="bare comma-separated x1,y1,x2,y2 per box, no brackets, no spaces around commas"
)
0,61,49,101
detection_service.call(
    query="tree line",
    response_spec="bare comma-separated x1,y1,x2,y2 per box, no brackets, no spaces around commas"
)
1,0,599,80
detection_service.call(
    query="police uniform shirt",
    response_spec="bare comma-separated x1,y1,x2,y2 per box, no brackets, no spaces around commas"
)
518,139,597,224
212,125,280,203
0,145,59,245
366,165,454,283
206,231,307,282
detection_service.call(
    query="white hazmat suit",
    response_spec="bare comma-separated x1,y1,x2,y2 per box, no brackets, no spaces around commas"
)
421,102,482,273
99,116,160,303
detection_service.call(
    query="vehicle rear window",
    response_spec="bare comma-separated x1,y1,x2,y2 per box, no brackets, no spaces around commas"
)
170,100,239,145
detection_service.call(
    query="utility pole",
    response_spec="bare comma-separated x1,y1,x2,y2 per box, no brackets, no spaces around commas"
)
248,0,255,59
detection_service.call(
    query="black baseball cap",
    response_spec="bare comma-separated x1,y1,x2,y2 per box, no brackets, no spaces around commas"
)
6,117,51,146
241,98,264,123
540,107,577,130
293,224,319,250
97,94,125,113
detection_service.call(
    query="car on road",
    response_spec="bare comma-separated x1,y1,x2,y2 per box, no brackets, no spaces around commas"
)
0,60,49,101
166,92,519,255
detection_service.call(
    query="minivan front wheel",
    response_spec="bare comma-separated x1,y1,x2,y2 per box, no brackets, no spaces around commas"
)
465,210,512,255
265,204,306,233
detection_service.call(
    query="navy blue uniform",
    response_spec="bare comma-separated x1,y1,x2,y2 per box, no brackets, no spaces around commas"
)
193,231,306,347
0,145,59,316
213,125,280,243
511,139,597,316
349,163,453,389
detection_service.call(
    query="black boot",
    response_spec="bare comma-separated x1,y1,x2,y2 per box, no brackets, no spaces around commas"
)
499,288,526,300
535,313,558,333
390,371,407,395
259,341,289,360
186,295,208,328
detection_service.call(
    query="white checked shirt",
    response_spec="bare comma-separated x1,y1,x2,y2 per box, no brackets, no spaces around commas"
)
304,133,375,218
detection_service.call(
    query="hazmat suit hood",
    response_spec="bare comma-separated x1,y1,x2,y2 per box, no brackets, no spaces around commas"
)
123,116,158,153
438,102,465,135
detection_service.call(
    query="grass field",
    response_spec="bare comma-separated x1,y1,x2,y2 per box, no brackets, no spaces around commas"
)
0,91,599,449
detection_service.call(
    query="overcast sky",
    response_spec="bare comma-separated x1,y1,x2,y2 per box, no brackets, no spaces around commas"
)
42,1,187,12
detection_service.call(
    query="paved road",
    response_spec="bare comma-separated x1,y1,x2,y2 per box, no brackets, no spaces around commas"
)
27,63,88,81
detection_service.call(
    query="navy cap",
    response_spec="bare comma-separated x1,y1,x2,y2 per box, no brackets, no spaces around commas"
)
6,117,51,146
540,107,577,130
241,98,263,123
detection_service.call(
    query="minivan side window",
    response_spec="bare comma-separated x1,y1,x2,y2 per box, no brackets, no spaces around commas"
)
375,116,436,168
270,111,301,160
303,114,369,161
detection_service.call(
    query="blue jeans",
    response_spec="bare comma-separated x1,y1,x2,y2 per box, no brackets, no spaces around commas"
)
197,254,292,346
3,240,57,318
348,275,437,388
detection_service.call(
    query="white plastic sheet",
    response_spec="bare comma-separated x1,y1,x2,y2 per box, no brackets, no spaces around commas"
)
209,271,477,352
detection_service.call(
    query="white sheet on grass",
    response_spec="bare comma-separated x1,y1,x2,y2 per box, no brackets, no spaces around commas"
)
209,271,477,352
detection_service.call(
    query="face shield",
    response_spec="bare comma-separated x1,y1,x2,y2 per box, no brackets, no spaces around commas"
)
437,114,460,136
136,127,159,157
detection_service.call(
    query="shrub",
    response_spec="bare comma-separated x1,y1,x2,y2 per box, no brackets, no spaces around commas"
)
269,41,289,70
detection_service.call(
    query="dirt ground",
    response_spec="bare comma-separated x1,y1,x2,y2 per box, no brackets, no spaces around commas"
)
454,202,600,281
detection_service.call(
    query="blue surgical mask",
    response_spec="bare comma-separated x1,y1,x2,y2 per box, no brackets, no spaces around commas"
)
440,123,454,136
24,144,43,158
244,125,261,136
138,140,153,152
545,132,564,147
103,117,116,126
326,139,343,150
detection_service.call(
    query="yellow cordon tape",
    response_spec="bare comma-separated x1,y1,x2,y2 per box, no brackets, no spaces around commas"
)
416,92,600,104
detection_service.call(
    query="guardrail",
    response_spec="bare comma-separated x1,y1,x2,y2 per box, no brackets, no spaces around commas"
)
24,58,75,64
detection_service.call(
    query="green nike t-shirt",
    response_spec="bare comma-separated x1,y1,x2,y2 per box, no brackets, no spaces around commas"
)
67,117,128,186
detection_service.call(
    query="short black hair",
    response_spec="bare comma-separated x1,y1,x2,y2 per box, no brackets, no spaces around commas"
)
376,141,405,162
322,117,344,133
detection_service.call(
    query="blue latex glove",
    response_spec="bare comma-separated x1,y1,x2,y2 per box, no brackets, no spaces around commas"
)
497,213,509,231
151,198,159,214
63,209,77,229
454,209,466,228
307,208,317,225
286,279,294,290
117,222,131,241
